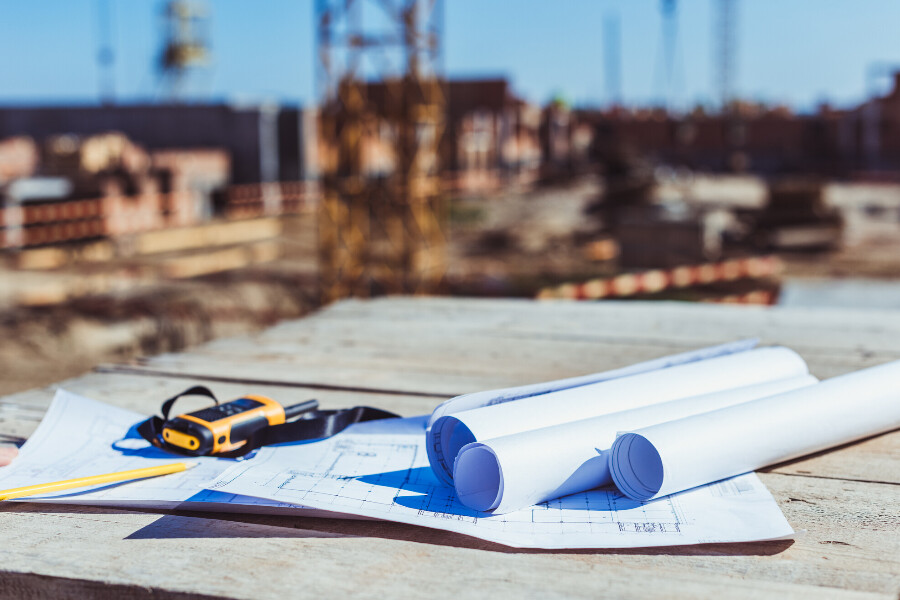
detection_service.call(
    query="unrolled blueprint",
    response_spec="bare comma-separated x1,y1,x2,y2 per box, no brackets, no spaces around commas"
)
210,416,795,549
0,389,319,514
2,388,797,549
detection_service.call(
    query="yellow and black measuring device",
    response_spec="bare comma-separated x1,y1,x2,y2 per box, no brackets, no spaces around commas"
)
137,386,399,458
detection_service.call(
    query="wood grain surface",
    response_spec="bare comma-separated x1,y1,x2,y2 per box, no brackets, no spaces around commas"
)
0,298,897,599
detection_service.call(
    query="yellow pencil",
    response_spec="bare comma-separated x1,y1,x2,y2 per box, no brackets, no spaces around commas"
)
0,462,197,501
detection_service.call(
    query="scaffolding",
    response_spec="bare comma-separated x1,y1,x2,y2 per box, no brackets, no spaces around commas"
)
316,0,446,302
159,0,211,101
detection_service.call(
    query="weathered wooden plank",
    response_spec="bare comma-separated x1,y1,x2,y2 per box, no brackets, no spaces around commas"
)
134,217,282,256
299,297,900,355
0,372,442,440
124,299,900,395
122,332,899,395
116,355,534,397
157,240,282,280
765,432,900,485
0,475,895,599
164,295,900,351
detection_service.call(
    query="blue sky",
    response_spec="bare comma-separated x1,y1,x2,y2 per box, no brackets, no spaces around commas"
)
1,1,899,111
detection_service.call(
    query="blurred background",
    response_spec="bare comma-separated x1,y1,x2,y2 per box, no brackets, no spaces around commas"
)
2,0,900,394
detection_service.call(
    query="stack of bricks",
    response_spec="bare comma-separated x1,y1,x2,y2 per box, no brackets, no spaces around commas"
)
97,175,165,237
151,149,230,227
223,183,266,220
278,181,314,214
224,181,315,220
1,198,105,248
39,133,164,240
1,134,233,249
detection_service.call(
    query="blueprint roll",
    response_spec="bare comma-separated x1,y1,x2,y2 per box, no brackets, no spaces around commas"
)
609,360,900,502
425,339,758,430
452,375,817,513
428,346,809,484
424,339,759,486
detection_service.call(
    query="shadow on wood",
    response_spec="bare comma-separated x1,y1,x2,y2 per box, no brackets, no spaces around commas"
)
144,508,796,557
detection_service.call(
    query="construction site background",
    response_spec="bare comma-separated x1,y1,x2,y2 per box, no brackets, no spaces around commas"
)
3,1,900,396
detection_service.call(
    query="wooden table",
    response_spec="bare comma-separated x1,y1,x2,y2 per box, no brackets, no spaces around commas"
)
0,298,898,599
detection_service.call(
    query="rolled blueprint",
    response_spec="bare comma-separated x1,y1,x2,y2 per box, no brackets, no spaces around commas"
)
428,346,809,484
609,359,900,502
453,375,817,512
425,339,757,430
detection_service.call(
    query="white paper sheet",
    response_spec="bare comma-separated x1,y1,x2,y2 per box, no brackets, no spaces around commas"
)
609,359,900,501
428,346,808,484
209,415,795,549
454,375,818,513
426,339,758,428
0,389,319,514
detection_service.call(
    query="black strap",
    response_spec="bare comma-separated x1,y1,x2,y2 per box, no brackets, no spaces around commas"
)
160,386,218,420
136,386,219,454
216,405,400,458
136,386,400,458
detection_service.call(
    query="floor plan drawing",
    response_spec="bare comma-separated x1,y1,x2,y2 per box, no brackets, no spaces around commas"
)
212,416,794,548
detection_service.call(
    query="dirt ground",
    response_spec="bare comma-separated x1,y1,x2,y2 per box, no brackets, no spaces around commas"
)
445,177,617,295
0,263,319,397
